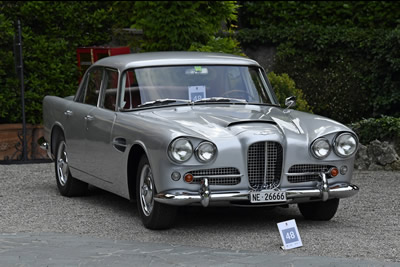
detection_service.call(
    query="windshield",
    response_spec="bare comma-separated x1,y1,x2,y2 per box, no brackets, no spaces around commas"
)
120,65,276,109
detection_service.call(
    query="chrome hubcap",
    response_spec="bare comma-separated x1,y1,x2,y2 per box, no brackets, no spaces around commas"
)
56,141,69,186
140,164,154,216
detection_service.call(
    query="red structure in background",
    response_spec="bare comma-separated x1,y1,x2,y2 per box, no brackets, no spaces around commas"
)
76,46,130,82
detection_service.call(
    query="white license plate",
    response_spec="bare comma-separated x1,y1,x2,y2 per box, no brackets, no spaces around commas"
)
250,190,287,203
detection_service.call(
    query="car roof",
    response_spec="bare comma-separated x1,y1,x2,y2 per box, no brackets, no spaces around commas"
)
91,51,261,71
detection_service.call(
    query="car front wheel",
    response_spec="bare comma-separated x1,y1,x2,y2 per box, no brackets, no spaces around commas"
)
136,155,177,229
54,134,88,197
298,198,340,221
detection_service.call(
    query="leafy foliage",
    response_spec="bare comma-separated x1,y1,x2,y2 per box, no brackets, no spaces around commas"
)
130,1,238,52
0,1,116,124
0,13,19,122
238,1,400,123
239,1,400,29
267,72,312,113
0,1,243,124
189,36,244,56
350,116,400,145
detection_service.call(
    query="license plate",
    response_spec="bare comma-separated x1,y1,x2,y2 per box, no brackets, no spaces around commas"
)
250,190,287,203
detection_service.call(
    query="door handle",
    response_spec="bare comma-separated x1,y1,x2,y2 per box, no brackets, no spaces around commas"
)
84,115,94,121
64,110,73,116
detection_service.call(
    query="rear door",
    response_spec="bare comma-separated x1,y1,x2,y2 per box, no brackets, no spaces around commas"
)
65,68,103,174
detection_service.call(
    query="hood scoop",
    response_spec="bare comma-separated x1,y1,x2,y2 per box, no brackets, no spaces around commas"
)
227,120,276,127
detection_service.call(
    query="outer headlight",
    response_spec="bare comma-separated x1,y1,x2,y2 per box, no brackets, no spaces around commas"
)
195,142,217,163
311,138,331,159
334,133,358,157
168,138,193,162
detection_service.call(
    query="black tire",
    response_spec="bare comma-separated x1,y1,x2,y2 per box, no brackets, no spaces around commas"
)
298,198,340,221
54,134,88,197
136,155,177,230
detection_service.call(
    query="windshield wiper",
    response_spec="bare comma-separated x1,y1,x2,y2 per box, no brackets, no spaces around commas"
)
138,98,192,108
194,97,247,104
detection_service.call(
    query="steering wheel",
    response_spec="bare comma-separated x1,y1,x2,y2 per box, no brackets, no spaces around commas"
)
221,90,250,100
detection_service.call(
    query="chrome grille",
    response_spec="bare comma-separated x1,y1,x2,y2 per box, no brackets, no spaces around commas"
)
287,164,336,183
186,167,241,185
247,142,283,189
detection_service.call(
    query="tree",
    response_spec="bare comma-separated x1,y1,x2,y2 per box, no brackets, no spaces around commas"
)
130,1,239,52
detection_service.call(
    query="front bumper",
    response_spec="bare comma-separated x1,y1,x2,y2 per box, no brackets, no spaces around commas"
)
155,173,359,207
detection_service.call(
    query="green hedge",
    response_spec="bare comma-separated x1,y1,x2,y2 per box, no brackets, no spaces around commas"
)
239,1,400,29
350,116,400,145
0,13,19,122
0,1,242,124
237,1,400,124
0,1,116,124
130,1,238,52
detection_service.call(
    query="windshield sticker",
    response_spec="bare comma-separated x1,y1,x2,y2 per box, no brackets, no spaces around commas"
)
194,66,202,72
188,85,206,101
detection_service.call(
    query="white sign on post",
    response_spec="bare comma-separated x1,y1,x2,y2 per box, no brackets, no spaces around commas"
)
277,219,303,250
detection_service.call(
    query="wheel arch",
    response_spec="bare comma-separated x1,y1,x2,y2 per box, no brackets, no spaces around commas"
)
50,123,65,157
127,143,147,201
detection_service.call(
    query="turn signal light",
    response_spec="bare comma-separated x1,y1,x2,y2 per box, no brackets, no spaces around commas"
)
184,173,194,183
330,167,339,177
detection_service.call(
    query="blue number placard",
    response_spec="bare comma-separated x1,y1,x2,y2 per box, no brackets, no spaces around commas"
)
277,219,303,250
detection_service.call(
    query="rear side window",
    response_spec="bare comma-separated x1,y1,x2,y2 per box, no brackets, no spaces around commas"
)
85,69,103,106
76,68,103,106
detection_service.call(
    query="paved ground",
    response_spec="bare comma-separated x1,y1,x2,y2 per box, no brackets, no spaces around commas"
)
0,163,399,266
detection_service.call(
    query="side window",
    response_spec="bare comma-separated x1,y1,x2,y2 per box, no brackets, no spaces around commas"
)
84,69,103,106
101,69,119,111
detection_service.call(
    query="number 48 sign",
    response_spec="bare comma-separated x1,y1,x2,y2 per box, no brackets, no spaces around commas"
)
277,219,303,250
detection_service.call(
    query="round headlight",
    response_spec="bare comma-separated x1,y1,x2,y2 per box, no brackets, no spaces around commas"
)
311,138,331,159
169,138,193,162
334,133,357,157
195,142,217,162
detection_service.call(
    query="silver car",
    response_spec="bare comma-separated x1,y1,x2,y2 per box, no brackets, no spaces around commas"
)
42,52,359,229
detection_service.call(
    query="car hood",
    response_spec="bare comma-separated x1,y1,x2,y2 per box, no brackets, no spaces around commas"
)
136,104,352,141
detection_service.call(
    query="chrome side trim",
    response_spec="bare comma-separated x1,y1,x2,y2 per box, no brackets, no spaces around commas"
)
193,174,243,179
286,172,323,176
154,183,359,206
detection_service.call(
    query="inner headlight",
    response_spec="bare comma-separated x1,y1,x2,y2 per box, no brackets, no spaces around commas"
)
168,138,193,162
334,133,358,157
195,142,217,162
311,138,331,159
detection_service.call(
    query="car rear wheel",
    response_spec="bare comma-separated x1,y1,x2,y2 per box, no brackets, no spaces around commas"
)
298,198,339,221
136,155,177,229
54,134,88,197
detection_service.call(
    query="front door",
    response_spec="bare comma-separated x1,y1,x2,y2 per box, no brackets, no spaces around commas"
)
84,68,123,184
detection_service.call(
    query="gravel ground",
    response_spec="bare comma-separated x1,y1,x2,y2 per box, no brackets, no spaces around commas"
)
0,163,399,263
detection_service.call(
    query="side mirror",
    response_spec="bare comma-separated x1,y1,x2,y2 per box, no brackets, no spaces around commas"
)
285,96,297,109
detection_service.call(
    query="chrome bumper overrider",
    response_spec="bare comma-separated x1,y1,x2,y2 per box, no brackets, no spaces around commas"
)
154,173,359,207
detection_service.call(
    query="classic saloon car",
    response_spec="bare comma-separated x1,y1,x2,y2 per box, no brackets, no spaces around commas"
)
42,52,359,229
